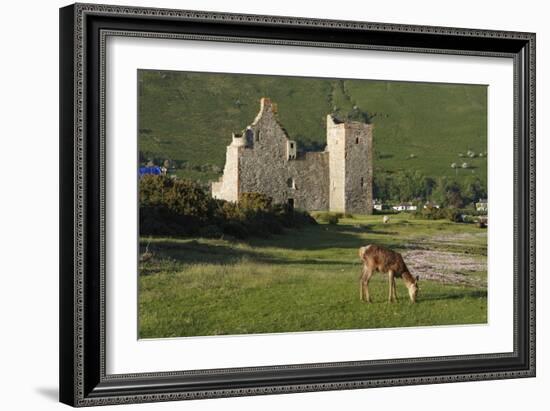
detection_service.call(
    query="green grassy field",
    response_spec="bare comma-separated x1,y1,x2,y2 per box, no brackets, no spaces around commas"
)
139,215,487,338
138,70,487,184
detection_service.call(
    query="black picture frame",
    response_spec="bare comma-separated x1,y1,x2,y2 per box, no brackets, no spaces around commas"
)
59,3,536,407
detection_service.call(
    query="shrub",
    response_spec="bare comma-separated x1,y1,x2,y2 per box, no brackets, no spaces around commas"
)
221,221,249,239
414,207,446,220
445,209,464,223
314,212,340,225
139,175,315,238
140,206,202,236
461,215,477,224
239,192,272,212
140,175,212,219
331,106,371,124
416,207,482,223
199,224,223,239
414,206,462,222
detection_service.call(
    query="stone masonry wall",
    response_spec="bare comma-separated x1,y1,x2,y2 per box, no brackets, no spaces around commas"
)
212,98,373,214
238,99,289,205
211,145,241,202
344,122,373,214
326,116,346,212
287,152,329,210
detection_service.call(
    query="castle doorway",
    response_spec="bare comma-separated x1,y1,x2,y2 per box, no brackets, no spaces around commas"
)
287,198,294,211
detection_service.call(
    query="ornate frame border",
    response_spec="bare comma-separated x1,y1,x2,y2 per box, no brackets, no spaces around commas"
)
60,3,535,407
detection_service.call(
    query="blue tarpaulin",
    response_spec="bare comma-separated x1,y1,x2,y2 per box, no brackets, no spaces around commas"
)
139,166,163,177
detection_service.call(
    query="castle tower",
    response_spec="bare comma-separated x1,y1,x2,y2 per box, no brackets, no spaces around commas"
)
326,115,373,214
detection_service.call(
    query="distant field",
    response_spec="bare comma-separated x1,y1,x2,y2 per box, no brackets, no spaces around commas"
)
139,215,487,338
138,70,488,184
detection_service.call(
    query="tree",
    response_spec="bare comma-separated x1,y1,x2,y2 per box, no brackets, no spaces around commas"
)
462,176,487,205
444,180,466,208
430,176,462,208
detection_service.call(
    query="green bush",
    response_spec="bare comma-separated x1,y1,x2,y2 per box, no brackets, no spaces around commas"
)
140,175,212,219
140,206,202,236
221,221,249,239
139,175,315,238
414,207,447,220
461,215,477,224
314,212,340,225
414,206,464,223
445,209,464,223
198,224,223,239
239,192,272,212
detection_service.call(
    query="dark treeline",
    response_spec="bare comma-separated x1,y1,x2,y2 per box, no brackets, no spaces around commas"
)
374,170,487,208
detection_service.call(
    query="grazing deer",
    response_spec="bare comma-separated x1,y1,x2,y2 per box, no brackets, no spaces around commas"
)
358,244,419,303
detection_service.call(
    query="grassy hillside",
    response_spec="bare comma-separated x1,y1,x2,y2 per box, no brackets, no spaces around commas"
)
138,70,487,184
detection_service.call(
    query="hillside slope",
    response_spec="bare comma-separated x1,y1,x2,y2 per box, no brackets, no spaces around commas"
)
138,70,487,184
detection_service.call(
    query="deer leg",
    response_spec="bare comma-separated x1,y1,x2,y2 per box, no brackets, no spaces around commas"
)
359,265,365,301
364,268,373,303
391,274,397,301
360,266,372,303
388,271,394,303
359,269,364,302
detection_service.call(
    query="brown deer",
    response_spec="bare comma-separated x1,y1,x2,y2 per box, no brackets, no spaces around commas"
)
358,244,419,303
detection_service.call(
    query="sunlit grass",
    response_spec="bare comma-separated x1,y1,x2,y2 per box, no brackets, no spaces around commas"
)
139,214,487,338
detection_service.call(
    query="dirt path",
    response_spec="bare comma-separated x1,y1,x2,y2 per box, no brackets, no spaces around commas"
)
402,249,487,287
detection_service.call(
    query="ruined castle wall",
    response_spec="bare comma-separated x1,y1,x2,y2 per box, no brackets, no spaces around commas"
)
327,117,346,213
237,99,329,211
344,123,373,214
238,100,289,205
211,145,241,202
287,152,329,210
240,149,329,211
212,98,372,214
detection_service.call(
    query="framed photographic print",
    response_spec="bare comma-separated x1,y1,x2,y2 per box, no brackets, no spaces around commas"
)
59,3,536,407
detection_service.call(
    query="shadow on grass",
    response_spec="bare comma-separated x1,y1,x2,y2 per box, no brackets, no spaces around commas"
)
140,239,257,266
140,238,361,269
419,289,487,302
246,224,407,252
139,221,484,269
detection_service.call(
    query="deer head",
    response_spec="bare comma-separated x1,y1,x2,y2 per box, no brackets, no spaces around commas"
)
408,275,420,303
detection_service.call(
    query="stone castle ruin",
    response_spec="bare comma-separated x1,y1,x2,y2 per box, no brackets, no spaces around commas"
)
211,98,374,214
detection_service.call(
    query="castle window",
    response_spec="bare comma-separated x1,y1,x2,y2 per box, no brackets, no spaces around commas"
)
360,177,364,188
245,128,254,145
355,137,360,144
255,130,260,142
287,140,297,160
287,178,296,189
